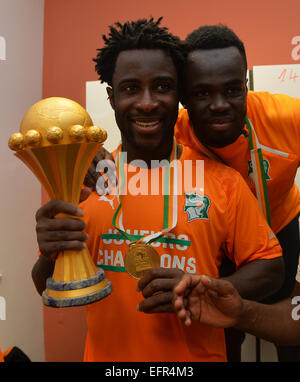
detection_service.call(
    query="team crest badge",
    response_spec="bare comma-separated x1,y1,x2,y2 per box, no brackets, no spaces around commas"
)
184,193,210,222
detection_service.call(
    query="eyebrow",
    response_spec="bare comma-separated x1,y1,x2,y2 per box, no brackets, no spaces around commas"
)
118,75,177,85
118,78,139,85
153,75,177,82
191,79,245,88
225,79,245,85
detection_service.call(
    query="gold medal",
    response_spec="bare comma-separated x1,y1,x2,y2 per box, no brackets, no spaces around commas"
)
124,243,160,280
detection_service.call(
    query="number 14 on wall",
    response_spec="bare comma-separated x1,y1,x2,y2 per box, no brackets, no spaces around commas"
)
277,68,299,82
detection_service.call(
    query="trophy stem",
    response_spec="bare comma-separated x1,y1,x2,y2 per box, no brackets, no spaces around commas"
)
52,248,98,282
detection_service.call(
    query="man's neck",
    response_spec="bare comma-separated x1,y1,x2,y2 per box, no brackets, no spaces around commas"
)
121,140,180,167
193,126,243,149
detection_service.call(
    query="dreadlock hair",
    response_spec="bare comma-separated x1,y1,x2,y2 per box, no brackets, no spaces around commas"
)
94,17,185,86
184,24,247,71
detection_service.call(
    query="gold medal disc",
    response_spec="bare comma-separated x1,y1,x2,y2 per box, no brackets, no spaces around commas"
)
124,243,160,280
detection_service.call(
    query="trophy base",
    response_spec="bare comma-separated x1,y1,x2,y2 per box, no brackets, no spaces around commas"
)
42,270,112,308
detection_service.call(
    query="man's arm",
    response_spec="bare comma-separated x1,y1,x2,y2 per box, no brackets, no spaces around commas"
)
173,274,300,346
224,173,284,301
31,254,55,296
31,200,88,295
236,281,300,345
222,257,284,300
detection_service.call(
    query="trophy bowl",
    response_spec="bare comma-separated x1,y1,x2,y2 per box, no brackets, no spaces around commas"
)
8,97,112,307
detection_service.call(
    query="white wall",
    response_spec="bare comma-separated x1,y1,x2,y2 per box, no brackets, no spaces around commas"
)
0,0,45,361
252,64,300,192
242,64,300,362
86,81,121,152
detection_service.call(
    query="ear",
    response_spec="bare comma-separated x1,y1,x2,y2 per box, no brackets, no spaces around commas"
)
245,77,249,94
106,87,115,110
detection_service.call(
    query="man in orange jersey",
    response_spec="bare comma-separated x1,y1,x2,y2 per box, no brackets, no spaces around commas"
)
175,24,300,361
32,18,283,362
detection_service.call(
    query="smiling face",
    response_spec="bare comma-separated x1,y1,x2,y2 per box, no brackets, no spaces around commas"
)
183,46,248,148
107,49,179,162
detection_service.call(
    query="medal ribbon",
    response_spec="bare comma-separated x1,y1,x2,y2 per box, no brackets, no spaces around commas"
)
112,138,178,245
190,117,271,227
245,116,271,227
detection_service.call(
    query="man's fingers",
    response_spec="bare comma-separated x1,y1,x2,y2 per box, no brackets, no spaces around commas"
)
173,295,184,312
173,275,193,296
80,187,92,202
36,217,86,232
39,240,86,254
84,165,99,189
173,299,192,326
96,159,118,190
137,291,173,313
38,230,88,242
141,278,178,298
99,147,114,161
183,316,192,326
137,267,183,292
35,200,83,221
173,274,203,296
199,275,235,297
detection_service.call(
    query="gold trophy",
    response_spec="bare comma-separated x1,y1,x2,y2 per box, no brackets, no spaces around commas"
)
8,97,112,307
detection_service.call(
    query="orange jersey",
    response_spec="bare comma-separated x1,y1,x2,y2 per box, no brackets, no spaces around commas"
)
0,347,14,362
175,91,300,233
80,145,281,362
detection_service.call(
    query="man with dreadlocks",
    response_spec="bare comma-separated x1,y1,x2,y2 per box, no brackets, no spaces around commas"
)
175,24,300,362
32,18,283,362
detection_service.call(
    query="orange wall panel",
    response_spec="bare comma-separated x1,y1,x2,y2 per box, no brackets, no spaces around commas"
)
43,0,300,106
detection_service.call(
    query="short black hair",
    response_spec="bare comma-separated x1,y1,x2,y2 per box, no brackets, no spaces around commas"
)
94,17,185,86
185,24,247,71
